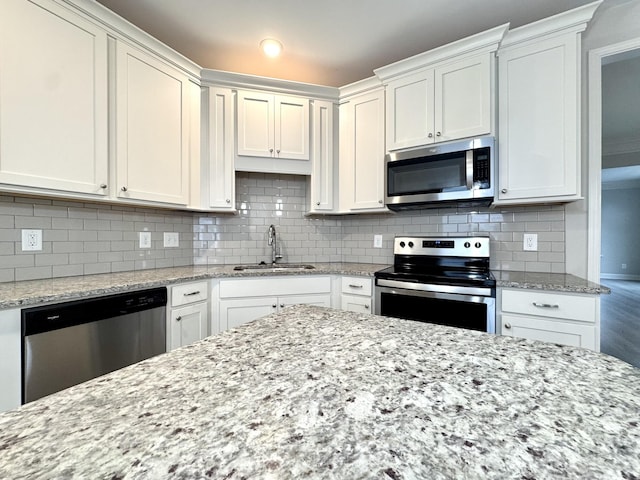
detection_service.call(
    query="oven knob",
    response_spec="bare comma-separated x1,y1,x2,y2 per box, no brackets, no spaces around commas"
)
408,241,414,248
399,241,406,248
475,242,482,248
464,242,471,248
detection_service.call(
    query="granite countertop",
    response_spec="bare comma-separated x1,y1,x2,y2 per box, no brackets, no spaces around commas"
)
0,263,388,309
0,304,638,479
0,263,610,310
493,270,611,295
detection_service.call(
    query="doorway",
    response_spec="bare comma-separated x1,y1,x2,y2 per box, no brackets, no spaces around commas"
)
591,43,640,367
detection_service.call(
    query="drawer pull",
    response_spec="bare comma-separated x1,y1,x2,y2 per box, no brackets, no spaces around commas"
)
504,323,511,329
348,284,363,289
365,304,370,309
183,291,201,297
176,316,182,322
532,302,559,309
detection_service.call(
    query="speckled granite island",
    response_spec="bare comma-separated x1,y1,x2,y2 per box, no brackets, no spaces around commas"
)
0,305,637,479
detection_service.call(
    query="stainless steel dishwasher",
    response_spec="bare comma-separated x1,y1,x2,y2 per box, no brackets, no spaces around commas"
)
22,287,167,404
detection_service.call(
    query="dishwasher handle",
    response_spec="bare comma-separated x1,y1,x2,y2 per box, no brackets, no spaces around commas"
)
22,287,167,336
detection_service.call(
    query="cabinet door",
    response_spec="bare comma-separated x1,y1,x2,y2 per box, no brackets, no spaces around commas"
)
219,297,277,331
0,0,108,196
274,95,310,160
497,34,580,203
236,90,274,157
116,41,190,205
435,54,491,142
341,294,372,314
207,87,236,210
339,89,387,212
309,100,335,212
169,303,208,350
386,70,435,150
0,308,21,413
501,313,596,350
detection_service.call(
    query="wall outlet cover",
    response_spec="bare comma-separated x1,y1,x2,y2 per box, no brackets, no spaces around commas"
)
139,231,152,249
374,234,383,248
21,229,42,251
164,232,179,248
523,233,538,251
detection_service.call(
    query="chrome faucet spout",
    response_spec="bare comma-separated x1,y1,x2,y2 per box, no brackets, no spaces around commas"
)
267,225,282,264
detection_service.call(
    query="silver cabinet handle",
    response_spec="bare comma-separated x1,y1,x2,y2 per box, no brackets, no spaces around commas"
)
316,202,320,206
226,199,231,204
183,291,201,296
348,284,363,289
280,303,285,308
100,184,107,189
533,302,559,309
504,323,511,329
428,133,433,138
364,304,370,309
378,199,383,204
176,316,182,322
276,149,280,156
269,148,274,155
436,131,441,137
272,304,277,308
121,186,128,192
501,188,507,194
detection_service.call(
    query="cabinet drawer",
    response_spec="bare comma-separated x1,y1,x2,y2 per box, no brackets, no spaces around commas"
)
341,276,372,296
219,276,331,298
501,289,596,323
501,313,596,350
171,281,209,307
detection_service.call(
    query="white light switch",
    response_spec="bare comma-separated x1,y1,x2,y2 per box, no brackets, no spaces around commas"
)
139,231,152,249
373,234,383,248
21,229,42,251
523,233,538,251
163,232,179,248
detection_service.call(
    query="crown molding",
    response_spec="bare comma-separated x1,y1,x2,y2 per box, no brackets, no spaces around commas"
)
338,76,383,100
201,69,339,101
374,23,509,82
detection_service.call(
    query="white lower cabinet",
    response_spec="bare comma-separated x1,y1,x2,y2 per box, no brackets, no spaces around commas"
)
214,276,332,332
0,308,21,413
340,276,373,314
499,288,599,351
167,281,209,351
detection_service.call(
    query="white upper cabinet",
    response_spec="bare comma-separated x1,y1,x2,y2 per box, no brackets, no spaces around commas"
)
307,100,336,213
236,90,310,171
205,87,236,211
376,25,507,152
0,0,109,197
495,2,601,205
115,41,191,206
339,85,387,212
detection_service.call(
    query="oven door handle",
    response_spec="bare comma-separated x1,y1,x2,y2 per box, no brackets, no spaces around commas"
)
376,278,494,297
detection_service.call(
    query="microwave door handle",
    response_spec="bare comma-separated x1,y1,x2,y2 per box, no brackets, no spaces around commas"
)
465,150,474,189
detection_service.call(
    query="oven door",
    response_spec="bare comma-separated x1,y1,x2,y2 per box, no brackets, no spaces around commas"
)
375,285,496,333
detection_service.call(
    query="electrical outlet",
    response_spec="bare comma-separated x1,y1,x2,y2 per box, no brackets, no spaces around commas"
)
163,232,179,248
21,229,42,251
622,263,627,270
523,233,538,251
139,231,152,249
373,234,383,248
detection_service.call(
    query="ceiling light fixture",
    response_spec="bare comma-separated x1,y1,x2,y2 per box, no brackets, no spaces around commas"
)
260,38,283,58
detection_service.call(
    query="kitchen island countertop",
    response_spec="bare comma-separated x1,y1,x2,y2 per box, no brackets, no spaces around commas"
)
0,304,638,479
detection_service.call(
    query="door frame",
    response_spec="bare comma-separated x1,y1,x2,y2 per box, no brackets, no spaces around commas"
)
587,37,640,282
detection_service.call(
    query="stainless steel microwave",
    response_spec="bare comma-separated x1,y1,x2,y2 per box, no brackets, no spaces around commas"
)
385,136,494,210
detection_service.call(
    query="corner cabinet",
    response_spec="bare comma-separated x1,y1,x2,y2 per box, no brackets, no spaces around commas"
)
0,0,109,197
495,3,601,205
115,41,191,206
499,288,599,351
338,87,387,213
235,90,311,175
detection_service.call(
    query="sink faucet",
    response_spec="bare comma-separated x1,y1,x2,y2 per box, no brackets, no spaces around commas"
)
267,225,283,265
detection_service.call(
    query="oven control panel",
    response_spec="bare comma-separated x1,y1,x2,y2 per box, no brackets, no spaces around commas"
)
394,236,489,258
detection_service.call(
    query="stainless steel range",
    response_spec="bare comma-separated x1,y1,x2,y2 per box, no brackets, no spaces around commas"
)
375,236,496,332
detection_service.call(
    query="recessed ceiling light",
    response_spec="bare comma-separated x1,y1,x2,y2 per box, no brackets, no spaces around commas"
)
260,38,283,58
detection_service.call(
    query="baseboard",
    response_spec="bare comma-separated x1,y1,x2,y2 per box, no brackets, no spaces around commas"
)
600,273,640,281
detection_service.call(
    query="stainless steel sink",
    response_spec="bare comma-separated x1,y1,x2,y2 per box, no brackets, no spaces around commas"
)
233,264,315,272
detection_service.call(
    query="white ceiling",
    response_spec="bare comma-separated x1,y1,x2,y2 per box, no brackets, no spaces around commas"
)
95,0,595,87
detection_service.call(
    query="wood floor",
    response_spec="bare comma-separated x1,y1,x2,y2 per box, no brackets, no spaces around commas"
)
600,279,640,368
